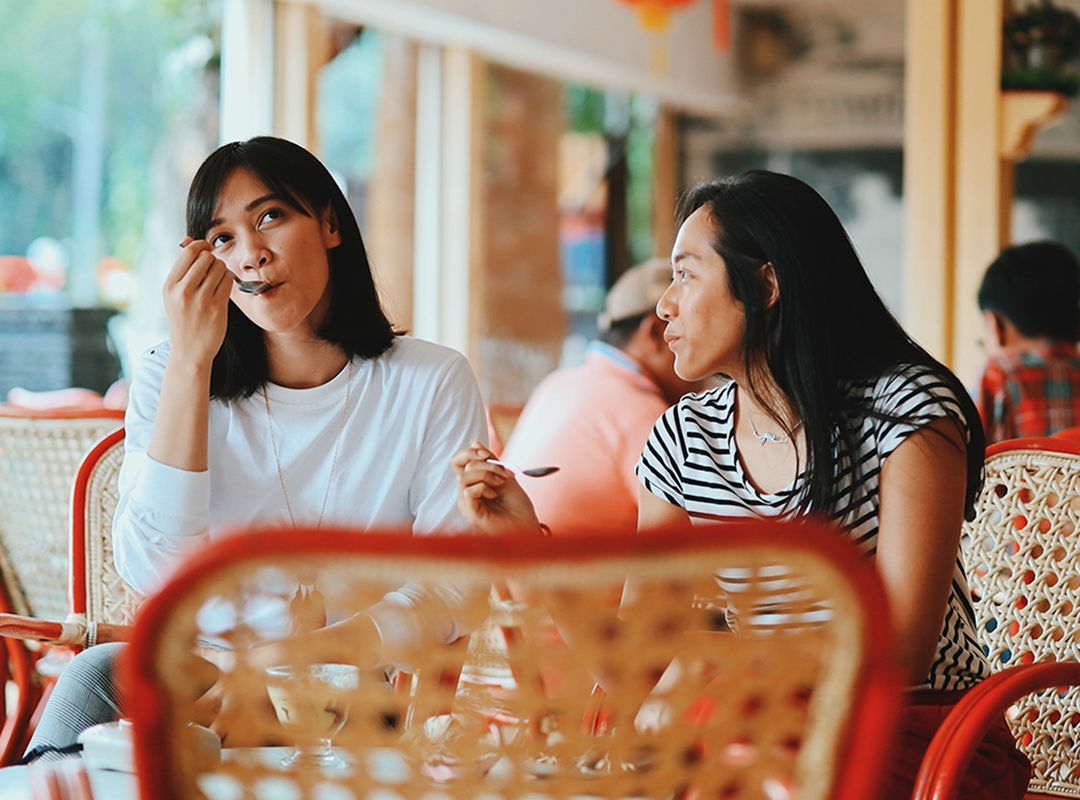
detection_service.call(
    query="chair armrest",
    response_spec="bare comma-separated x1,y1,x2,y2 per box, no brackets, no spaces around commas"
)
0,614,134,648
0,614,133,648
912,661,1080,800
0,614,71,644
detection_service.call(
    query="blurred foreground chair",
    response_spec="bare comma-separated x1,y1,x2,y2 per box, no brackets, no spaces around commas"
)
124,519,902,800
914,437,1080,800
0,408,124,762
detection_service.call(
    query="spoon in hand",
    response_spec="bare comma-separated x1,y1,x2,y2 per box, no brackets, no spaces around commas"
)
486,458,560,478
231,273,273,295
178,239,273,295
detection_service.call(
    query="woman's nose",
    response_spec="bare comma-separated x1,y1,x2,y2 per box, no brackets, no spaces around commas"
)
237,235,269,271
656,286,674,321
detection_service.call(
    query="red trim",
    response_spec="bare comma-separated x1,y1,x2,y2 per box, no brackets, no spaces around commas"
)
124,518,902,800
0,406,124,421
69,428,125,617
0,575,43,763
985,435,1080,458
713,0,730,50
913,662,1080,800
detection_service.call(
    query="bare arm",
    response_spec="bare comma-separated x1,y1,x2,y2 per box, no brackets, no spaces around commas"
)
638,484,692,532
875,416,969,685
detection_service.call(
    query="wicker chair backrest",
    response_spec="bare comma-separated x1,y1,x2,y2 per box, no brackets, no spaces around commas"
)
125,520,902,800
71,428,141,629
963,437,1080,796
0,409,123,620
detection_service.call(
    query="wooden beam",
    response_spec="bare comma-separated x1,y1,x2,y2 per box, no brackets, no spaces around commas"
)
274,2,331,149
952,0,1003,386
902,0,956,363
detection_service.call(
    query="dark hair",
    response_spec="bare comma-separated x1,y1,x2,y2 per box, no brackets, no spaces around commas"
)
599,313,648,349
185,136,399,399
977,240,1080,342
675,170,985,520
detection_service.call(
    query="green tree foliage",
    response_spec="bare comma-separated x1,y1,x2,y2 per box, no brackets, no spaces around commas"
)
0,0,219,287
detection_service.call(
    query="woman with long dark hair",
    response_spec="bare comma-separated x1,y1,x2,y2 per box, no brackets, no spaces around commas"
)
454,170,1031,799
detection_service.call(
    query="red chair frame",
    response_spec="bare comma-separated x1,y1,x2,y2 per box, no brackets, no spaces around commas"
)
0,408,124,763
124,520,904,800
913,435,1080,799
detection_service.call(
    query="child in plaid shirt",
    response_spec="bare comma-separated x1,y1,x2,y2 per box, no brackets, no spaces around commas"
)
976,240,1080,444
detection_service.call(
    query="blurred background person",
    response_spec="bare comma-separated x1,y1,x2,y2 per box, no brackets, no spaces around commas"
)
975,240,1080,444
500,258,707,535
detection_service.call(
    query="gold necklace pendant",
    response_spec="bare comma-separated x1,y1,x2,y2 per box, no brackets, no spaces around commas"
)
263,359,353,528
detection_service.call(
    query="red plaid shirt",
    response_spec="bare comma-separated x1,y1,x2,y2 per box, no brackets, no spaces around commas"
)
976,343,1080,444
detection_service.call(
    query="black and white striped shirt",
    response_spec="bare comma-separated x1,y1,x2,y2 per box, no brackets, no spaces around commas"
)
637,365,991,691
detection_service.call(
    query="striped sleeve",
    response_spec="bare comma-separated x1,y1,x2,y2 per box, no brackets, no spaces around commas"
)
869,366,970,459
636,404,688,508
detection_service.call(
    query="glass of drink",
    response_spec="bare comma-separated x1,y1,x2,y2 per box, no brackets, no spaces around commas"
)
266,663,360,769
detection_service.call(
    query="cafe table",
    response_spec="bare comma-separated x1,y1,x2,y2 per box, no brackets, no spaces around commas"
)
0,758,135,800
0,746,444,800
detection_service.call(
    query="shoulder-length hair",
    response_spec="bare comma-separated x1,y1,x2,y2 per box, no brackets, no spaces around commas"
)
185,136,399,400
676,170,984,519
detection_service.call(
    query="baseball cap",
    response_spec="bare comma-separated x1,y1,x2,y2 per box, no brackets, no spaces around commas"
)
597,258,672,333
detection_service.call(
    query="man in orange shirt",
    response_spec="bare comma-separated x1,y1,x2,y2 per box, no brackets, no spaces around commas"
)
501,259,706,535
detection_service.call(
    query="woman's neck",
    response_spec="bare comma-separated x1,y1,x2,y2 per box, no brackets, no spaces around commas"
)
265,336,350,389
733,382,805,495
735,378,799,430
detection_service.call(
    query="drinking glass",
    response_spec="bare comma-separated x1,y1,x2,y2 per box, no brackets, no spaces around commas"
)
266,663,360,769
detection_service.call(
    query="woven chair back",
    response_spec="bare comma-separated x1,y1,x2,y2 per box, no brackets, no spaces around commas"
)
70,428,140,630
963,437,1080,796
125,519,901,800
0,408,123,620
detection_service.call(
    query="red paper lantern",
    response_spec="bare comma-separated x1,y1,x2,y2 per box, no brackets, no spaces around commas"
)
618,0,697,32
617,0,730,50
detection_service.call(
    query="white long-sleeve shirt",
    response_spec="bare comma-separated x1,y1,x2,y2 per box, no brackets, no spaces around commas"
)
113,336,490,661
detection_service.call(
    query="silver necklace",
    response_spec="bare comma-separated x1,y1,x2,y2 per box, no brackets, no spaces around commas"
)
263,359,353,528
748,413,802,446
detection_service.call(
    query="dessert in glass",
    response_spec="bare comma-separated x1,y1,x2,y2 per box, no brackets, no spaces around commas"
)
266,663,360,769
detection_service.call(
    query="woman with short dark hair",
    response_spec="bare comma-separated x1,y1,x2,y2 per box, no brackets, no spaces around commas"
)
24,136,489,761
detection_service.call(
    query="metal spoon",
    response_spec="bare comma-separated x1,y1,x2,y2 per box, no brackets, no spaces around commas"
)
177,239,273,294
231,273,273,295
486,458,560,478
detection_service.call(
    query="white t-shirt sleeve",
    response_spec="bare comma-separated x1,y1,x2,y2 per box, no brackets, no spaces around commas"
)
112,343,212,595
408,350,489,533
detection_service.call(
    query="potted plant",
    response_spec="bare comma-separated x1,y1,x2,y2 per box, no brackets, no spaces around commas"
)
1002,0,1080,96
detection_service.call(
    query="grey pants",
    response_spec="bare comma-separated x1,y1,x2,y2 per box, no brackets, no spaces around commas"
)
23,642,125,762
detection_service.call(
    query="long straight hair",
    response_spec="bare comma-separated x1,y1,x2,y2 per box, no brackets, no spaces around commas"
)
185,136,399,400
676,171,985,519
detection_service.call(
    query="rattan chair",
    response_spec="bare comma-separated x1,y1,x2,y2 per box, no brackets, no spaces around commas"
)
124,518,902,800
914,437,1080,800
0,407,124,762
0,428,141,644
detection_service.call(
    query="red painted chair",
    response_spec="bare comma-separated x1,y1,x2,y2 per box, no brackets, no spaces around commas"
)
123,519,903,800
1051,425,1080,442
0,407,125,763
914,437,1080,800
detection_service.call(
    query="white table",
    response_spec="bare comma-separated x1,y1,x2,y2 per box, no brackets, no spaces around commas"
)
0,760,136,800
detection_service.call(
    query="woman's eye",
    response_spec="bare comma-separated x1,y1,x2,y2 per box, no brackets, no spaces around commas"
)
209,233,231,248
258,208,284,226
